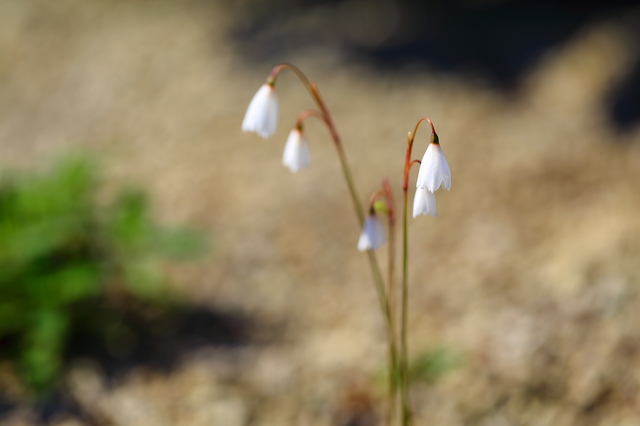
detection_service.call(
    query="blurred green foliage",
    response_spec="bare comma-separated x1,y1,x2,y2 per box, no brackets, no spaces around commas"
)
376,346,461,391
0,156,205,391
407,347,461,385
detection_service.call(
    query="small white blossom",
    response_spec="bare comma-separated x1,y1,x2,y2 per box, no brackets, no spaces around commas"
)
242,83,279,138
416,142,451,192
357,214,386,251
282,128,311,173
412,187,437,217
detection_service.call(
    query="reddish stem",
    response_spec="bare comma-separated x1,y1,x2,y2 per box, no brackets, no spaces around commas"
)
400,117,436,426
294,109,325,129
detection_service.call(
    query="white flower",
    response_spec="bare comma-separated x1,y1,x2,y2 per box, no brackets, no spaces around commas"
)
241,83,279,138
282,128,311,172
412,187,437,217
357,214,386,251
416,142,451,192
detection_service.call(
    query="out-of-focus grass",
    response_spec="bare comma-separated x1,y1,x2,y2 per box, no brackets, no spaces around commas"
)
407,347,461,385
0,156,205,392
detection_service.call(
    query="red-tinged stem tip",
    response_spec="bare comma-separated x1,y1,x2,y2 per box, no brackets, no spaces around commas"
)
382,178,395,226
410,117,436,145
294,109,325,129
267,63,311,88
426,117,436,135
403,132,413,191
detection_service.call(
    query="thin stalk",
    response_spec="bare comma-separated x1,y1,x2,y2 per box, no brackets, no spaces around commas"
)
271,64,364,222
333,140,366,223
400,182,411,426
399,118,434,426
400,132,412,426
294,109,326,128
383,179,398,426
268,63,313,91
317,83,396,426
271,63,396,425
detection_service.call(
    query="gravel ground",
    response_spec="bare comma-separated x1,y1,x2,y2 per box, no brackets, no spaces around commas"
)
2,1,640,425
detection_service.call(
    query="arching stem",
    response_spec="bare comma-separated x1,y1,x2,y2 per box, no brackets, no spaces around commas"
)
400,118,435,426
272,63,396,425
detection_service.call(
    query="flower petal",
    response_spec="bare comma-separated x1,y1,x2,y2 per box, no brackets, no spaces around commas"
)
357,215,386,251
412,187,437,218
282,129,311,173
416,143,450,192
440,150,451,190
242,84,279,138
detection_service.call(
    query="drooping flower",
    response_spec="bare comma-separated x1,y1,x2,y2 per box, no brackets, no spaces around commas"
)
357,213,386,251
416,141,451,192
241,83,279,138
282,128,311,173
412,187,437,217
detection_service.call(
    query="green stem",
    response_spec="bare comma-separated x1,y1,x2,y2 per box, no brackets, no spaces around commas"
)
398,119,434,426
272,64,397,425
334,141,366,224
401,185,411,426
383,180,398,426
387,226,398,426
333,122,397,425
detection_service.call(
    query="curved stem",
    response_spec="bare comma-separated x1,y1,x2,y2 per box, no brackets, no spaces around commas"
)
272,63,364,221
269,63,313,92
367,189,387,207
313,79,393,426
400,118,435,426
275,64,394,423
410,117,435,146
294,109,326,129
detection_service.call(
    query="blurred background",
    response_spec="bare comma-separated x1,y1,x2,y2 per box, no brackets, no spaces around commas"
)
2,0,640,425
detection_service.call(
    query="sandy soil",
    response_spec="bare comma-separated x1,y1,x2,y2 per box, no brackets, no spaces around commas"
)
3,1,640,425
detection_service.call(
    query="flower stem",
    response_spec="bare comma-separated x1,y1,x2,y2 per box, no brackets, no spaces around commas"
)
399,118,435,426
340,133,396,426
401,132,413,426
328,95,398,426
269,63,312,90
400,188,412,426
383,178,399,426
273,63,397,425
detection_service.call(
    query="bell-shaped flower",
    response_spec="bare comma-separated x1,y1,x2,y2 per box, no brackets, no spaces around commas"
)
357,213,386,251
242,83,279,138
416,142,451,192
412,187,437,217
282,128,311,173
